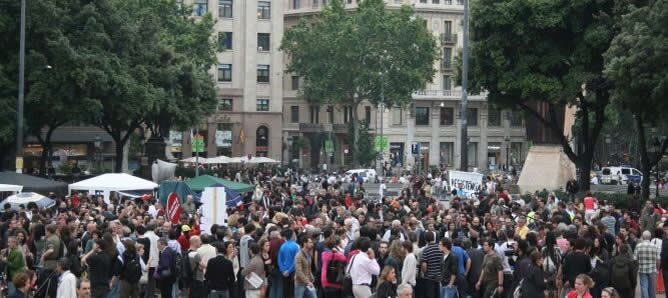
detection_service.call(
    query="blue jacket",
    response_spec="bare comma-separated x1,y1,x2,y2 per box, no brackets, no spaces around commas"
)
452,246,469,276
278,240,300,274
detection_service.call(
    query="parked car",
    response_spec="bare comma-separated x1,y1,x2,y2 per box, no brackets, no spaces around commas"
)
601,166,643,185
344,169,377,183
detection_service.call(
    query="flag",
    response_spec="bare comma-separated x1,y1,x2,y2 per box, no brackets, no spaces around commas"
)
239,128,245,144
166,192,182,224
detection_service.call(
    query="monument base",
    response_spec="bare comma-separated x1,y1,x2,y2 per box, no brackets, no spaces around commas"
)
517,145,576,194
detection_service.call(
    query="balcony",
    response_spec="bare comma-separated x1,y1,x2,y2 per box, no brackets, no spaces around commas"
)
441,60,454,71
441,33,458,45
413,90,487,101
299,123,332,133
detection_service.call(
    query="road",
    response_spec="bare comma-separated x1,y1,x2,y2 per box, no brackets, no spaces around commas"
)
592,184,667,197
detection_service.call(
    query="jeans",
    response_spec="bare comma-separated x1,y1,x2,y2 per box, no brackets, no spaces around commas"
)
107,280,119,298
440,285,458,298
209,289,230,298
422,279,440,298
639,272,657,298
295,284,317,298
269,269,284,298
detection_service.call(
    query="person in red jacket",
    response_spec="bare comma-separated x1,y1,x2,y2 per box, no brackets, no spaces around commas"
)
177,225,191,251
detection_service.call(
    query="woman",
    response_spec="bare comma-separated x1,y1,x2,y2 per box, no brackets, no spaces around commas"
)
321,236,346,298
65,239,82,278
541,232,561,298
8,270,36,298
567,274,594,298
443,222,457,239
601,287,620,298
225,241,240,296
521,250,546,297
591,237,609,261
119,239,141,298
384,240,405,283
376,266,398,298
241,243,266,298
400,240,417,291
259,238,272,297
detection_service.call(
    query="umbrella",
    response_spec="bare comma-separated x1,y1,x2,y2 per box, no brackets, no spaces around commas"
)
180,157,210,164
228,156,280,164
207,156,232,164
252,157,280,163
0,192,55,210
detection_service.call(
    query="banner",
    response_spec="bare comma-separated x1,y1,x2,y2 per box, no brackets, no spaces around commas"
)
166,192,182,224
215,130,232,147
448,170,484,198
200,187,227,235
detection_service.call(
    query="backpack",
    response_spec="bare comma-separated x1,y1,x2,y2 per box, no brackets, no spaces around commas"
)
121,253,143,283
181,251,196,286
325,256,345,284
171,249,183,278
610,258,631,289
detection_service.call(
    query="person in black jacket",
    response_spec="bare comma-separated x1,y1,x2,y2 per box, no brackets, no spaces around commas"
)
376,265,398,298
205,242,236,297
439,238,459,298
521,251,545,298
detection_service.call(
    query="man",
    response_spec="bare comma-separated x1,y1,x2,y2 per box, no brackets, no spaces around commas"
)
397,283,413,298
242,243,266,298
41,224,61,269
187,236,208,297
205,242,236,297
156,238,176,298
56,258,77,298
382,220,406,242
451,238,472,295
515,216,529,240
268,230,286,298
600,209,617,236
278,228,300,298
610,244,637,298
463,238,484,298
558,238,592,298
78,279,92,298
142,222,160,298
197,234,217,271
240,223,256,269
377,241,390,267
476,238,503,298
440,238,459,298
635,230,659,298
419,231,443,298
294,234,316,298
181,195,197,216
82,239,113,298
2,236,25,296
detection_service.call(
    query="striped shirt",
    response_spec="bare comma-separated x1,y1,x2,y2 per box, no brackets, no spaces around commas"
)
420,243,443,281
601,215,617,234
634,240,659,274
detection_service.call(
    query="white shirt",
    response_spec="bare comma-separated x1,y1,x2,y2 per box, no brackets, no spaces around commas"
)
349,252,380,285
57,270,77,298
197,244,217,272
402,252,417,286
494,241,515,273
144,231,160,268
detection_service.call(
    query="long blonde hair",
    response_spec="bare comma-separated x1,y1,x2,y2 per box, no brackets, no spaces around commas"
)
377,266,395,289
389,240,406,260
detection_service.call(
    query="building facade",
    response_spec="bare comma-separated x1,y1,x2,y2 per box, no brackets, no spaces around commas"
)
283,0,528,171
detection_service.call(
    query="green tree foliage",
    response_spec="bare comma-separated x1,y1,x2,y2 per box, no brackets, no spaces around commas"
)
604,0,668,198
346,121,377,167
281,0,437,166
468,0,634,190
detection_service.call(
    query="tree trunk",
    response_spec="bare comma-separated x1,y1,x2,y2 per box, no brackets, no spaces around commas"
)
576,157,593,193
635,115,651,199
112,133,128,173
351,101,360,168
37,127,55,176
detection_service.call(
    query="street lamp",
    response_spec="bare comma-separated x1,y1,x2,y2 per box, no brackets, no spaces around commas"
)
505,136,510,170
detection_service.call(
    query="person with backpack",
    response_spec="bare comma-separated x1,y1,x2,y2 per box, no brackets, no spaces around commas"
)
541,232,561,298
242,243,266,298
608,244,637,298
118,239,143,298
156,238,177,298
186,235,208,297
321,236,347,298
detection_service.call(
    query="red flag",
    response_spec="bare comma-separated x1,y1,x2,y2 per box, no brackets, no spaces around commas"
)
166,192,182,224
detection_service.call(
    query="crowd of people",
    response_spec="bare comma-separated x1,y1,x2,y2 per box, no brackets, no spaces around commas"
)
0,169,666,298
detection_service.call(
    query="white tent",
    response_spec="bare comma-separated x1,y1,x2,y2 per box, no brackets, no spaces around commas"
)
180,156,210,164
207,155,232,164
0,184,23,193
229,156,280,164
69,173,158,204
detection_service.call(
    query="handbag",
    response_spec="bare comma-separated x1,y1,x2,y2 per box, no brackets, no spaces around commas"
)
342,254,359,296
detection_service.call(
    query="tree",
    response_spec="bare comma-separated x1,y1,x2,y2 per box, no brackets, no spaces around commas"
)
349,121,377,167
281,0,438,166
468,0,634,190
604,0,668,199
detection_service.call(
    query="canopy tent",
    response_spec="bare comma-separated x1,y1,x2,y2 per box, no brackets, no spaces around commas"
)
180,156,211,164
206,155,232,164
0,172,68,195
69,173,158,204
184,175,254,193
0,192,55,210
0,184,23,193
229,156,280,164
158,180,198,205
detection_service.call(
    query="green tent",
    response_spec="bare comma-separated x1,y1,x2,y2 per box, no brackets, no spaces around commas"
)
184,175,254,193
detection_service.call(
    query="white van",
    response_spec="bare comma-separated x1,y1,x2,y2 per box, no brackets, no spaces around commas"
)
601,166,643,185
344,169,377,183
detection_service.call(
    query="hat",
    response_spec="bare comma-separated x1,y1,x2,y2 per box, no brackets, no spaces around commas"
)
181,225,191,232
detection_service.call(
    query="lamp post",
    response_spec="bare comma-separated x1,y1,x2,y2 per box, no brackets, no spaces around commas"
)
459,0,470,171
505,136,510,170
604,134,611,166
15,0,26,173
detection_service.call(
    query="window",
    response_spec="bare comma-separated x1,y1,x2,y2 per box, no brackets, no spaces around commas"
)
219,0,232,18
257,65,270,83
344,106,352,123
392,108,402,125
433,0,439,4
467,142,478,167
290,106,299,123
347,0,353,3
365,106,371,124
468,108,478,126
217,98,232,111
310,106,320,124
258,1,271,19
511,110,523,126
443,48,452,68
291,76,300,90
444,0,452,4
488,108,501,126
313,0,319,8
256,126,269,156
511,142,523,165
415,107,429,125
293,0,301,9
217,64,232,82
440,142,454,166
457,0,464,4
257,33,270,51
219,32,232,50
256,99,269,111
443,75,452,91
440,107,453,126
327,106,334,123
420,0,427,3
444,20,452,35
193,0,208,16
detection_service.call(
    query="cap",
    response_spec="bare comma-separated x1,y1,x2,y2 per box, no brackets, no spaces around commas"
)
181,225,191,232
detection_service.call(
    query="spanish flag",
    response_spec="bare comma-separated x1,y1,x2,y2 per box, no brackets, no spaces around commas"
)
239,128,245,144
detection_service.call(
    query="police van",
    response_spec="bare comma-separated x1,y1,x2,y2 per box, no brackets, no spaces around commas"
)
600,166,643,185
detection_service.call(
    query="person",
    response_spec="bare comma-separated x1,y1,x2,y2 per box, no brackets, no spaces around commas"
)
476,238,503,298
635,230,659,298
384,240,405,284
278,228,299,297
397,283,413,298
541,231,561,298
400,240,417,291
156,238,177,298
349,237,380,298
142,223,160,298
521,250,546,297
601,287,620,298
56,257,77,298
294,234,316,298
8,271,36,298
82,239,113,298
187,235,208,297
566,274,594,298
419,231,442,298
376,265,398,298
439,238,459,298
205,242,236,298
119,239,143,298
608,244,636,298
2,236,25,296
78,278,92,298
559,238,592,298
462,238,484,298
321,236,346,298
241,243,266,298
